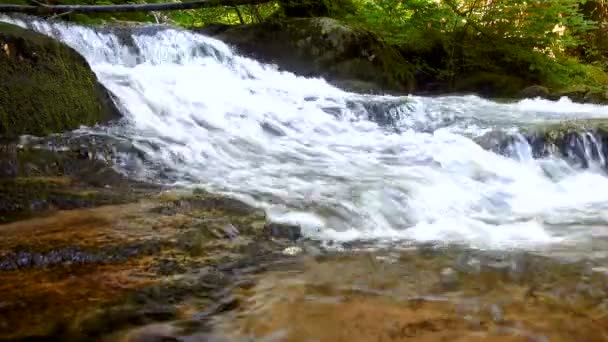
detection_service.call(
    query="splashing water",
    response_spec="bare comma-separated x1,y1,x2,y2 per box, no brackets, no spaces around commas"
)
3,15,608,252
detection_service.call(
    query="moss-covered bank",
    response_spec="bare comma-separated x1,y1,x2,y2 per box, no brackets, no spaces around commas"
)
0,22,120,137
198,17,415,94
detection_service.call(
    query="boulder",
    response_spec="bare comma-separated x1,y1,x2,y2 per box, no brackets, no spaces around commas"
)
0,22,120,137
518,85,550,99
583,89,608,104
452,72,527,98
198,18,415,94
265,221,302,241
487,119,608,169
547,85,590,103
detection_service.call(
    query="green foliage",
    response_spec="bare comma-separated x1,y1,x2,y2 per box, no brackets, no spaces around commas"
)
2,0,606,94
277,0,357,18
342,0,607,92
178,2,280,26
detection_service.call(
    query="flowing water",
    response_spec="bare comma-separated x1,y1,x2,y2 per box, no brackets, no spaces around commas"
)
4,15,608,340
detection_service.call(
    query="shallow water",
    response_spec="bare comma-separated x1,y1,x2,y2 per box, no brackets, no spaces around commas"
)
85,243,607,341
208,247,608,341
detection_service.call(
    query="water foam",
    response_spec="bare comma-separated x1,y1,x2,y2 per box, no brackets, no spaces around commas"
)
2,15,608,251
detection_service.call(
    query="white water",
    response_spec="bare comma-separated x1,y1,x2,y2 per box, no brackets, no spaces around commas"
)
4,16,608,251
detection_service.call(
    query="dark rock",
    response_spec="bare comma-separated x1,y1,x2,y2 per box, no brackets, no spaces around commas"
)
548,86,590,102
473,130,513,154
0,22,121,137
265,222,302,241
0,134,157,223
0,240,162,271
347,97,412,127
520,119,608,169
518,85,550,98
155,258,187,276
199,18,414,94
453,72,527,98
194,22,231,36
584,89,608,104
330,79,383,94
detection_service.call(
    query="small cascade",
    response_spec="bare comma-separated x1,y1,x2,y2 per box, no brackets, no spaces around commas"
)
505,133,535,163
538,130,606,171
492,128,608,172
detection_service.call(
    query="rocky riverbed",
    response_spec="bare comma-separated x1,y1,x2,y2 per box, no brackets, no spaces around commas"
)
0,186,303,340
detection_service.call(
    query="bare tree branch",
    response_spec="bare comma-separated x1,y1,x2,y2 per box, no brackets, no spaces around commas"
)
232,5,244,24
0,0,271,15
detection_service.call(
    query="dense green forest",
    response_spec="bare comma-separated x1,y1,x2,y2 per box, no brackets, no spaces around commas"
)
2,0,608,95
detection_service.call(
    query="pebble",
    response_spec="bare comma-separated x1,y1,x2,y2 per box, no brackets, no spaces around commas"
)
266,222,302,241
591,266,608,276
282,246,303,256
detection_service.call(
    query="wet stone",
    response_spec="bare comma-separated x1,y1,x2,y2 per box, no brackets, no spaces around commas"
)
282,246,303,256
439,267,459,291
155,259,187,276
0,241,162,271
265,222,302,241
210,223,239,240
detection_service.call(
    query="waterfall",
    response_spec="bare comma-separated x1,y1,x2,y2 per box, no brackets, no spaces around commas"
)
2,15,608,251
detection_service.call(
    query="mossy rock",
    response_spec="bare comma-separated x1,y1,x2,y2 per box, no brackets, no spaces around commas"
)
583,89,608,104
200,18,415,94
519,119,608,167
0,140,155,223
526,118,608,143
453,72,527,98
0,22,120,137
518,85,550,99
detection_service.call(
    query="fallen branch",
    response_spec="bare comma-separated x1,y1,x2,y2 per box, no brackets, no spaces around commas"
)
0,0,271,15
48,9,74,20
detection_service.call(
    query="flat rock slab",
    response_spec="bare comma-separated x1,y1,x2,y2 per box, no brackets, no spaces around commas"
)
0,190,292,340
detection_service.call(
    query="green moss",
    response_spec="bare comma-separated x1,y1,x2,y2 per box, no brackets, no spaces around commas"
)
0,22,119,137
453,72,527,98
526,118,608,146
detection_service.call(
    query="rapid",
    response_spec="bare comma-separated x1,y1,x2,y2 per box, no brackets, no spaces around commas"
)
3,15,608,254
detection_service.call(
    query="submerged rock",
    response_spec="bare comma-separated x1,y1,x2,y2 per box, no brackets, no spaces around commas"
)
584,89,608,104
522,119,608,168
0,22,120,137
518,85,550,99
477,119,608,171
265,222,302,241
199,18,414,94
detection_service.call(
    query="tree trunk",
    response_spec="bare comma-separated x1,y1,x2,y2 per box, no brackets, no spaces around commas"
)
0,0,271,15
233,5,244,24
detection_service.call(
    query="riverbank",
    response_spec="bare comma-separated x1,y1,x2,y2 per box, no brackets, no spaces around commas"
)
4,11,607,104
